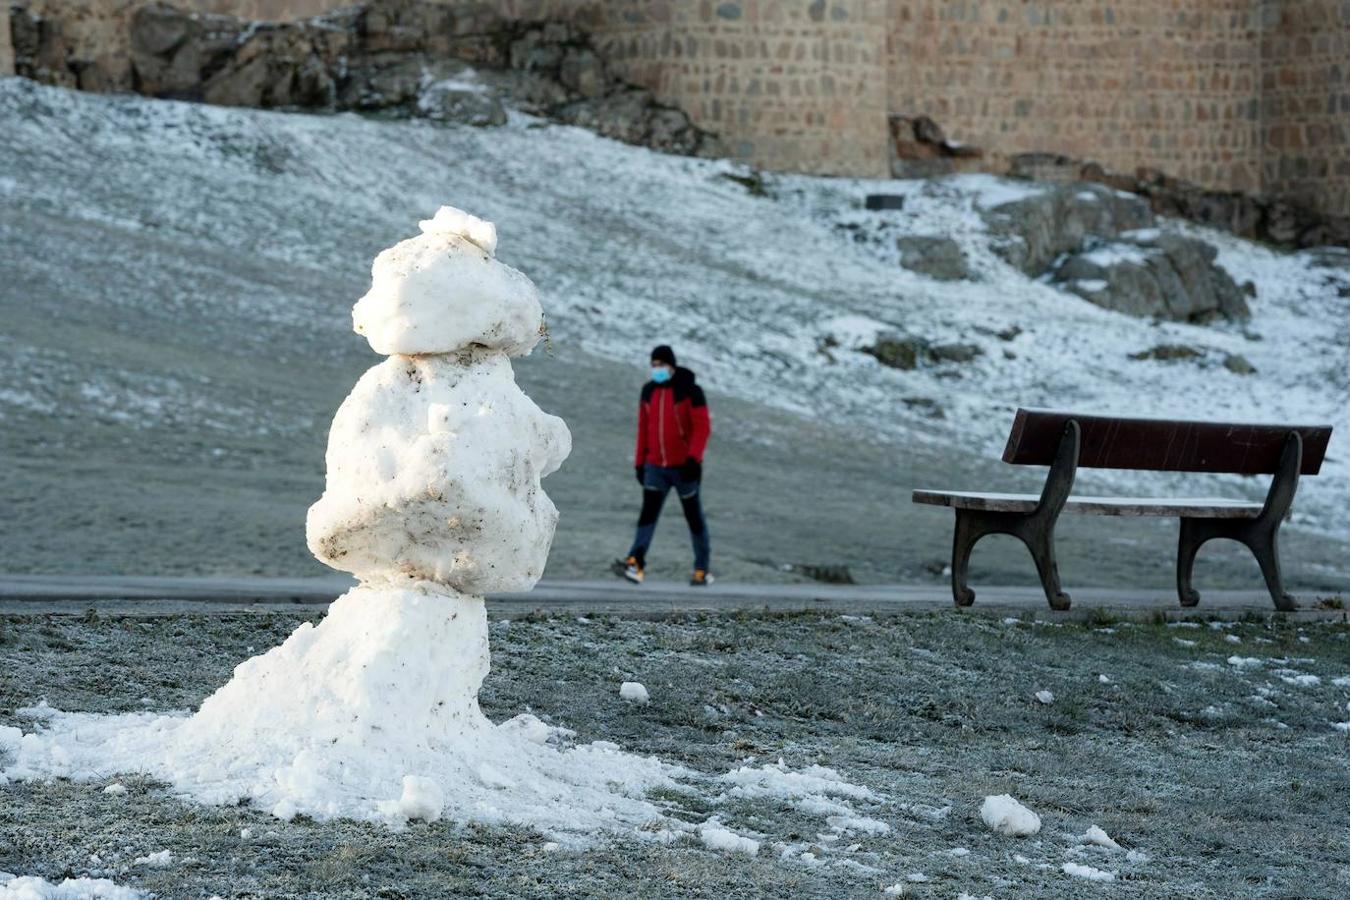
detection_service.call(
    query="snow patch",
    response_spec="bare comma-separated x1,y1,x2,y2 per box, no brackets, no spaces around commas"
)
1063,861,1116,882
0,874,145,899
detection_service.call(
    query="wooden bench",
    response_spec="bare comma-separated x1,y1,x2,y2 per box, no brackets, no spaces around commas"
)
912,409,1334,611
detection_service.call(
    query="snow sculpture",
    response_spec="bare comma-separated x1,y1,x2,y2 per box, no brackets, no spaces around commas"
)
160,207,573,821
308,207,570,592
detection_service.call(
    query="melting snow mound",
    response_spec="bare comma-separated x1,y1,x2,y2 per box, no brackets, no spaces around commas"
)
1,584,683,837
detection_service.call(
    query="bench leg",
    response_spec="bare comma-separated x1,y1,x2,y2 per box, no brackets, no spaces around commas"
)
951,510,982,607
1019,521,1071,612
950,510,1071,611
1178,517,1296,612
1246,526,1296,613
1176,518,1206,607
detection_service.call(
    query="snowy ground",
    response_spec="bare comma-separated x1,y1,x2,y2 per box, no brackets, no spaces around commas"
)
2,610,1348,897
2,77,1349,593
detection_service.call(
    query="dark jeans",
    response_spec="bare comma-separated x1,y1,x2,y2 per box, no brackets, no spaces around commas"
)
627,464,711,571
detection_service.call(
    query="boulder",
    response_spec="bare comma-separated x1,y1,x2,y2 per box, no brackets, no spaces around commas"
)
1052,232,1250,322
895,235,970,282
863,334,983,369
981,183,1154,276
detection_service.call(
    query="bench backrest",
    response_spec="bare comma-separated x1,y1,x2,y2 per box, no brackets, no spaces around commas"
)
1002,408,1332,475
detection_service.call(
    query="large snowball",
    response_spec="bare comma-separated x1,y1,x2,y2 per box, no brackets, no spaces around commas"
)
306,352,571,593
352,213,543,356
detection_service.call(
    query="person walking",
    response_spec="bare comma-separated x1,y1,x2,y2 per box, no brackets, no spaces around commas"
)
612,345,713,586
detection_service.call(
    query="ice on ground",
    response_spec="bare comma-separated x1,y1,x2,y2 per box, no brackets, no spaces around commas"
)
979,794,1042,836
1280,674,1321,687
0,874,145,899
352,207,541,356
101,783,126,796
1035,690,1055,704
1063,861,1117,882
717,759,889,837
698,820,760,856
619,682,650,704
131,851,171,868
1080,825,1122,850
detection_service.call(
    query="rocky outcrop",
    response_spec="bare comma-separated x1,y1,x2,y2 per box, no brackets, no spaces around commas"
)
10,0,713,155
1052,232,1250,323
1009,152,1350,251
981,183,1249,323
862,333,982,370
982,183,1153,276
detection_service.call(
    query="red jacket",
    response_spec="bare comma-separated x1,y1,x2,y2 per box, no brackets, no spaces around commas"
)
634,367,711,467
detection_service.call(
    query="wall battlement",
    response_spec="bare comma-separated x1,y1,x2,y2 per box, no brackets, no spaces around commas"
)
4,0,1346,217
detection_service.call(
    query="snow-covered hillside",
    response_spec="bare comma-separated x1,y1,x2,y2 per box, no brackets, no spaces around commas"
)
1,77,1347,574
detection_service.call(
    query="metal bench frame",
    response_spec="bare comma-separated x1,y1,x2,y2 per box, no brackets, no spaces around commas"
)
949,420,1304,612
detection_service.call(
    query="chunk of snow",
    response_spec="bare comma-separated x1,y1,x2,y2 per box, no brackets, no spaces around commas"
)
979,794,1042,836
102,783,127,796
1228,656,1263,668
947,847,970,857
131,850,171,868
1225,634,1242,644
1332,722,1350,733
1332,676,1350,687
619,682,650,705
1081,825,1122,850
418,205,498,254
1125,849,1150,864
1035,690,1055,705
389,775,445,822
906,872,929,882
699,821,759,856
0,874,146,899
1172,638,1197,648
1063,862,1116,882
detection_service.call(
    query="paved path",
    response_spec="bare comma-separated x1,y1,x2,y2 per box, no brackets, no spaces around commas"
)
1,574,1343,621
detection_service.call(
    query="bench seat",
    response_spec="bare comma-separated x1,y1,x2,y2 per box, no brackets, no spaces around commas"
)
911,490,1263,519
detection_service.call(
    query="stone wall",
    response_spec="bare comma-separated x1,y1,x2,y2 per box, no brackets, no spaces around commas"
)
5,0,1348,219
1,5,14,76
577,0,890,177
885,1,1265,194
1260,0,1350,220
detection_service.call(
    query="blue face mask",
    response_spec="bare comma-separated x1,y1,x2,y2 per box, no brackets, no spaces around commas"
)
651,366,672,384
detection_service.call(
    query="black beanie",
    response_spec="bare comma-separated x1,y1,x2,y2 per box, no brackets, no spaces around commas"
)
650,345,677,367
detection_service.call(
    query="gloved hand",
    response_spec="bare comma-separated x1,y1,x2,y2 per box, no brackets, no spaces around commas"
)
634,465,645,486
680,458,702,482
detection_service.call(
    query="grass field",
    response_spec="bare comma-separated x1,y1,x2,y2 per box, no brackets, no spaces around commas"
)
2,608,1347,898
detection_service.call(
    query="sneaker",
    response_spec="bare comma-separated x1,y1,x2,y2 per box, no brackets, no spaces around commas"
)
690,569,714,587
611,556,644,585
